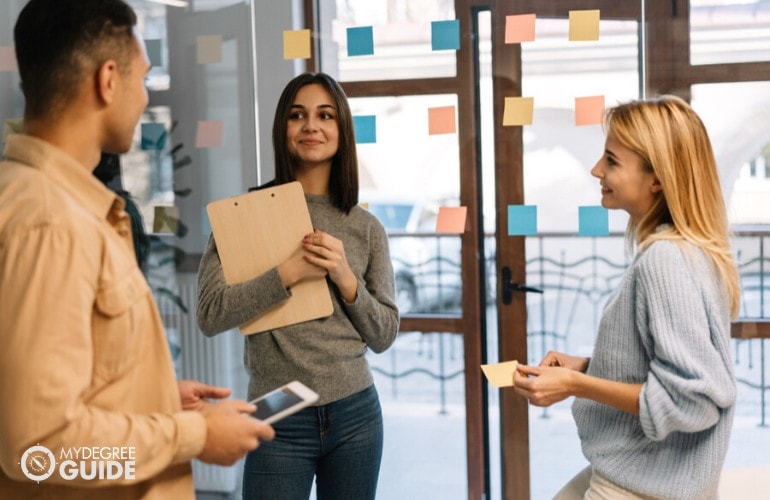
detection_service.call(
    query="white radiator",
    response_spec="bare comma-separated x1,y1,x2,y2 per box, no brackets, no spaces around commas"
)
154,272,248,495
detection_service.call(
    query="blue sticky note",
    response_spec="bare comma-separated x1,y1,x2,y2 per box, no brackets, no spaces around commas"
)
431,20,460,51
353,115,376,144
347,26,374,57
141,123,166,151
144,39,162,67
507,205,537,236
578,205,609,236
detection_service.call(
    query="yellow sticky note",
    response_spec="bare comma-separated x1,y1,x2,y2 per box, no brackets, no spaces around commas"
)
505,14,536,44
569,10,600,41
153,206,180,234
428,105,457,135
3,117,23,143
502,97,534,126
435,206,467,234
284,29,311,60
575,95,605,126
481,360,520,388
197,35,223,64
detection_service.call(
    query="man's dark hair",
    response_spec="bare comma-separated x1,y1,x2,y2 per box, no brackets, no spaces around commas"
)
272,72,359,213
14,0,137,120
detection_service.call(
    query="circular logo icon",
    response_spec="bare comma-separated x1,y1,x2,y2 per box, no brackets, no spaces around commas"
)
20,445,56,482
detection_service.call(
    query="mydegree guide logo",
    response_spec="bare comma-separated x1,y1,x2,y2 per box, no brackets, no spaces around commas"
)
19,444,137,483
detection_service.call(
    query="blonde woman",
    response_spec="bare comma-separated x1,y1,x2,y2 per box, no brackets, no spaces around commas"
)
514,96,740,500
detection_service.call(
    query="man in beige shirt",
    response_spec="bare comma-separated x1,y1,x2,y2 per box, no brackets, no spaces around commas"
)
0,1,274,498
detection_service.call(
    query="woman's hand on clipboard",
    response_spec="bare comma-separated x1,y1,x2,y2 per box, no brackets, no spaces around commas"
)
302,229,359,303
277,243,328,290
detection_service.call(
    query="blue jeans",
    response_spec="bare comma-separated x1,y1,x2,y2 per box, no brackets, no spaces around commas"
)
242,384,384,500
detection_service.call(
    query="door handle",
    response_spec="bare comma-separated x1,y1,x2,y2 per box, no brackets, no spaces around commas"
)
501,266,543,305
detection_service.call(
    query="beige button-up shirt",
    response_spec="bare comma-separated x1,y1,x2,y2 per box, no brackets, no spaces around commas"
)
0,134,206,499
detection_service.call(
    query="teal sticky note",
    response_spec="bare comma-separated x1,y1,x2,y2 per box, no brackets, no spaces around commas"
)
507,205,537,236
353,115,376,144
141,123,166,151
347,26,374,56
431,20,460,51
578,205,609,236
145,39,162,67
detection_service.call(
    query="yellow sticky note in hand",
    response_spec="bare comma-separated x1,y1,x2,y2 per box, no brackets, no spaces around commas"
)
481,360,519,388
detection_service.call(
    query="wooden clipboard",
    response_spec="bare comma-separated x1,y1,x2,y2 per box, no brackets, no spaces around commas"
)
206,182,333,335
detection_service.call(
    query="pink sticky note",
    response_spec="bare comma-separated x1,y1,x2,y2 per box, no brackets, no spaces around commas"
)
0,47,17,72
196,120,223,148
505,14,536,44
428,106,457,135
575,95,605,126
435,206,468,234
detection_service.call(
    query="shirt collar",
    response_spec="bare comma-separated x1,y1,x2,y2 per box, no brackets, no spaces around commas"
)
2,134,122,221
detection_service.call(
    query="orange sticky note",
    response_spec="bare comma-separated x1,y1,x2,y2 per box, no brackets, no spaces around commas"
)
569,10,600,41
575,95,605,126
284,29,311,59
197,35,223,64
0,46,17,72
502,97,534,126
428,106,457,135
196,120,224,148
505,14,536,44
435,206,468,234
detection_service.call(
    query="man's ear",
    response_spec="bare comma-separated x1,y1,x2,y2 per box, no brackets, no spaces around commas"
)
96,59,119,105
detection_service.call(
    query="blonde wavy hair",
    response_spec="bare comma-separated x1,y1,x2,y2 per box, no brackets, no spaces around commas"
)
605,95,740,318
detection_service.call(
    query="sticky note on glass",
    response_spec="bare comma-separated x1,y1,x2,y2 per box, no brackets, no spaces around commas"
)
197,35,223,64
431,19,460,51
347,26,374,56
153,206,180,234
569,10,600,41
481,360,519,388
0,46,17,72
428,106,457,135
503,97,534,126
284,29,311,59
196,120,224,148
508,205,537,236
145,39,162,67
579,205,609,236
141,123,167,151
3,118,23,143
505,14,536,44
436,206,467,234
575,95,605,126
353,115,376,144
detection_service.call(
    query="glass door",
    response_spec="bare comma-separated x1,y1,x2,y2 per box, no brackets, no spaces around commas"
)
483,2,643,499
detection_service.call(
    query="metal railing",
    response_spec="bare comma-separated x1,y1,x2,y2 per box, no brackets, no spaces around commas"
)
370,228,770,424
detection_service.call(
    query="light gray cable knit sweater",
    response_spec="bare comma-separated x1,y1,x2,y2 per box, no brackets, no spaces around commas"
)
197,194,399,405
572,239,736,499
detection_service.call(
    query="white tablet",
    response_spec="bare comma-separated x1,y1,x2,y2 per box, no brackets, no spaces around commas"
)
249,380,320,424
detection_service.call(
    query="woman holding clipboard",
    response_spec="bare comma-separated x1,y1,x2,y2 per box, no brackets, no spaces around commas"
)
196,72,399,500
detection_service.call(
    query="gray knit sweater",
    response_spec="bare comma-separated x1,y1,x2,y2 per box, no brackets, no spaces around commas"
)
197,194,399,405
572,239,736,499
